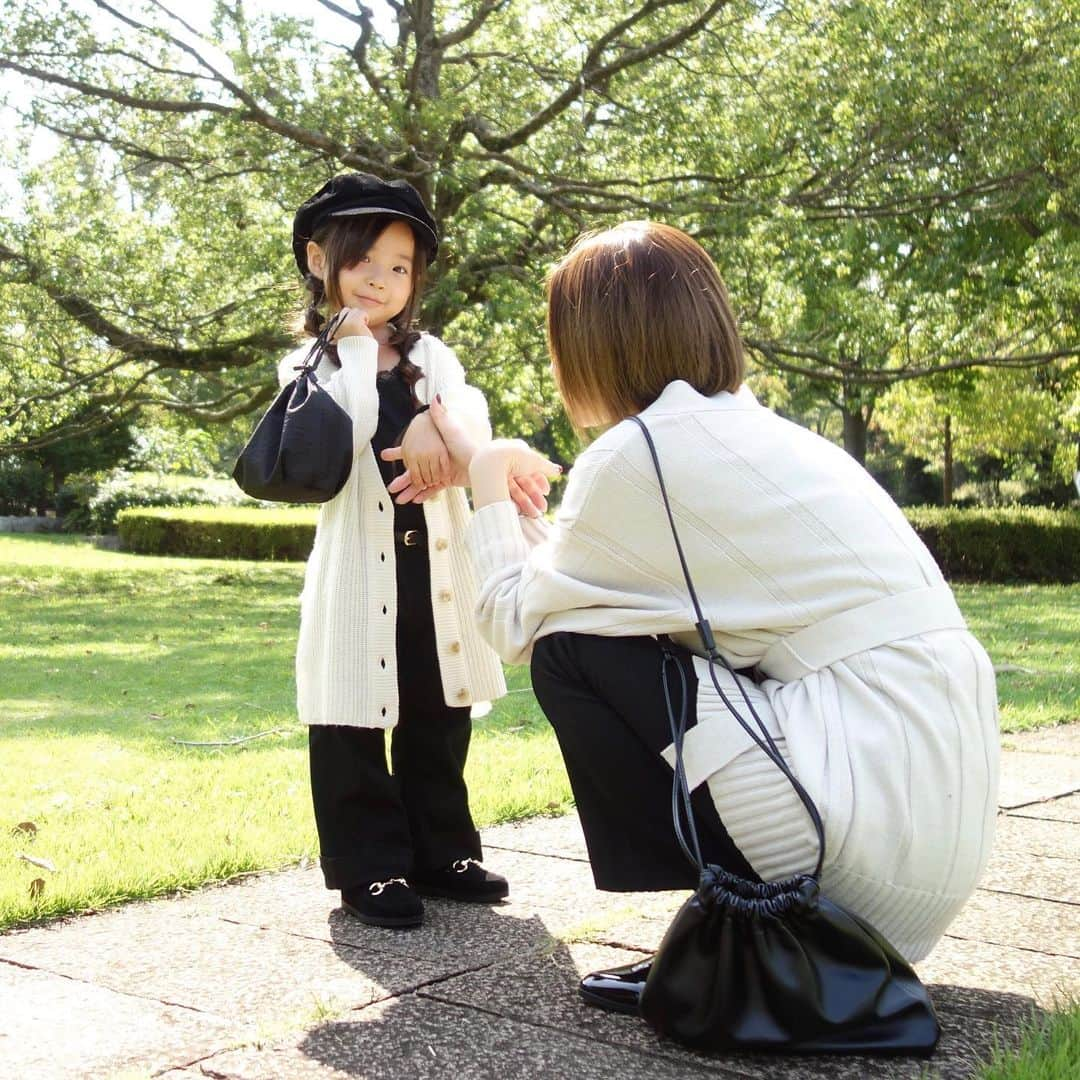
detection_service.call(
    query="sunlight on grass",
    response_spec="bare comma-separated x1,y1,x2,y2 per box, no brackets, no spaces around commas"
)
953,583,1079,732
974,998,1080,1080
0,535,1075,928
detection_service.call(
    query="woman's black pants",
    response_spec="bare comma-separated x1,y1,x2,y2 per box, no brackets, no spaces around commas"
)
307,534,482,891
530,632,760,891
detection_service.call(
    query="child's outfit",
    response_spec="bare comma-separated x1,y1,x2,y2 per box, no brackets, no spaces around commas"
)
278,331,508,925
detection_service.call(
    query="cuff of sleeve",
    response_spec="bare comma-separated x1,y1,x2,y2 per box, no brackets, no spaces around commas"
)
336,335,378,366
468,501,531,580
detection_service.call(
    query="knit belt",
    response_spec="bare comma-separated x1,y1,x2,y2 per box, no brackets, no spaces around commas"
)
758,584,966,683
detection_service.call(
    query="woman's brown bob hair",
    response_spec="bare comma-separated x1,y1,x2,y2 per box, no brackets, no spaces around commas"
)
546,221,744,427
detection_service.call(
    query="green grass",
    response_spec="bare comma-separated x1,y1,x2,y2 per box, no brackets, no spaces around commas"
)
0,534,569,928
0,535,1076,929
973,999,1080,1080
952,583,1079,732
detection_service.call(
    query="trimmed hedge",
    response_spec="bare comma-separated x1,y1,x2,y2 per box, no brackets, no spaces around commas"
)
117,503,1080,581
117,505,318,561
902,506,1080,583
60,470,254,532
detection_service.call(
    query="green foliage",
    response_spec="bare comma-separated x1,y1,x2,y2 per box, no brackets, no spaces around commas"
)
0,420,135,515
974,999,1080,1080
126,417,224,477
67,471,254,532
118,505,318,560
905,507,1080,582
1,0,1075,487
0,456,48,515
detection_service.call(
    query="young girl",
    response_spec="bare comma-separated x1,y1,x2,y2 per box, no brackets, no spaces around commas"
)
280,172,542,928
424,221,999,1012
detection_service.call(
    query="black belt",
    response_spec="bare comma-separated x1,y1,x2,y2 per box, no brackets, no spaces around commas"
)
394,528,425,547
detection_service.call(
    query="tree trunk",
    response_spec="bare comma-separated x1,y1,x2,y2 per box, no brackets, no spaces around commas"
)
943,414,953,507
841,405,868,464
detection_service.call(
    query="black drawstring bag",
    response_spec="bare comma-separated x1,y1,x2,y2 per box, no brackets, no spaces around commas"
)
233,311,354,503
630,415,941,1056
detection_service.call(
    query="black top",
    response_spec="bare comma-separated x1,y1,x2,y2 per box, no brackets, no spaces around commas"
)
372,366,425,532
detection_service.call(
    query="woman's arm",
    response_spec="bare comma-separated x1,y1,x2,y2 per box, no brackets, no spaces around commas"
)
467,443,647,665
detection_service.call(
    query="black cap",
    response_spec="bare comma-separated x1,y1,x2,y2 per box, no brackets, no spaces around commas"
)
292,172,439,275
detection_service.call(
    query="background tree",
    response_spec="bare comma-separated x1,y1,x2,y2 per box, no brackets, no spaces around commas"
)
0,0,1076,491
875,365,1073,505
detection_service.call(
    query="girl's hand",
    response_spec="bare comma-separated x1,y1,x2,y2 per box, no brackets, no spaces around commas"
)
508,473,552,518
329,307,373,340
385,467,550,516
398,411,451,488
426,396,553,517
382,397,470,502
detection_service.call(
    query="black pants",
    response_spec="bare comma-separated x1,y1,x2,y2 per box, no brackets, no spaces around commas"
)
308,534,482,890
530,632,760,891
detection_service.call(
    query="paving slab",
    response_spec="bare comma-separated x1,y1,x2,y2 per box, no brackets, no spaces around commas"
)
0,959,235,1080
918,933,1080,1006
992,812,1080,860
978,845,1079,905
2,728,1078,1079
0,906,459,1032
483,812,590,862
421,938,1032,1080
1007,792,1080,824
157,992,746,1080
995,750,1080,809
1000,725,1080,756
947,887,1080,958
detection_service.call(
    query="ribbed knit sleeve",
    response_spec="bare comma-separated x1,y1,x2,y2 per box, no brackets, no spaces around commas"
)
318,335,380,451
469,501,531,578
414,335,491,443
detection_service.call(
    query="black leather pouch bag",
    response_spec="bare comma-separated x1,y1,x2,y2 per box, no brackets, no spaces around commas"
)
629,415,941,1056
233,312,353,503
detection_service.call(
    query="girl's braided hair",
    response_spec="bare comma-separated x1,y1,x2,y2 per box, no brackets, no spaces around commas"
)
295,213,429,396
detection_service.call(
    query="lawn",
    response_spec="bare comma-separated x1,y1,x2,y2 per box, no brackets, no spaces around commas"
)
0,534,1076,929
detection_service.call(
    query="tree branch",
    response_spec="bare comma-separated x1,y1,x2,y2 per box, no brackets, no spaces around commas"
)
453,0,731,153
437,0,511,48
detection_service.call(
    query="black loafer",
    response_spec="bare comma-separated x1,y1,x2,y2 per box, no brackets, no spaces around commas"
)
579,958,653,1014
412,858,509,903
341,878,424,928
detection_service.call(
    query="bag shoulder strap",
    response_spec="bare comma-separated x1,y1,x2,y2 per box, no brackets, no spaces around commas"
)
296,310,349,374
628,414,826,880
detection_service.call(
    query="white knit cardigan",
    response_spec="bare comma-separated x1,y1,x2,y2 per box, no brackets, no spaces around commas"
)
467,380,999,961
278,333,506,728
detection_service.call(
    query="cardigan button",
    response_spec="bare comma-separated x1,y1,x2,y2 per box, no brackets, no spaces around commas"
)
438,589,452,602
448,641,461,654
435,537,448,551
456,689,468,702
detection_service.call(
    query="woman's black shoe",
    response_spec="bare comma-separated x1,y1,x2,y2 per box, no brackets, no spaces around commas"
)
412,858,509,902
579,958,653,1014
341,878,424,928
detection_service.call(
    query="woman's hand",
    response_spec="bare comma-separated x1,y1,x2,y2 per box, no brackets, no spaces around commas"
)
328,307,373,340
469,439,562,512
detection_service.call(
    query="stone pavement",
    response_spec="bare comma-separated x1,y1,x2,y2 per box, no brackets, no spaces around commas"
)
2,726,1077,1080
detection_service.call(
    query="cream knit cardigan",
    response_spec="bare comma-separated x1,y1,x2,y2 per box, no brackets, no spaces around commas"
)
278,333,506,729
468,380,999,961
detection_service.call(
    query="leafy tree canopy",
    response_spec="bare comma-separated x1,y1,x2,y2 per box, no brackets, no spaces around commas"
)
0,0,1075,468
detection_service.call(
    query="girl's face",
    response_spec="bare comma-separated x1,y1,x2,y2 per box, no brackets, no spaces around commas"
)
308,219,417,330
